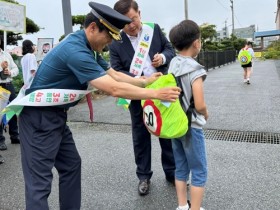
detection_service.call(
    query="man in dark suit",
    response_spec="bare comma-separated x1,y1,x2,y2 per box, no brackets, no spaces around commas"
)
109,0,176,196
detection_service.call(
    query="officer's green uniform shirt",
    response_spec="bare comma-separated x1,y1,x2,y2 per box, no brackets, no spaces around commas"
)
26,30,109,107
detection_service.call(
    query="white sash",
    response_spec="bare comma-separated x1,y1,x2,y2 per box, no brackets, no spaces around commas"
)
129,22,155,76
1,88,91,121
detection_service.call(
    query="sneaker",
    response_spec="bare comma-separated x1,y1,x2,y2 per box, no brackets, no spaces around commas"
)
0,142,7,150
189,208,205,210
244,79,247,83
247,80,250,84
176,204,189,210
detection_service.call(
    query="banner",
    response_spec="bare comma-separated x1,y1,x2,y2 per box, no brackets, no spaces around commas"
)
0,1,25,33
2,88,91,121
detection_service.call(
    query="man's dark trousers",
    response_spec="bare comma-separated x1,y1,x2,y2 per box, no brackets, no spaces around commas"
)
129,100,175,180
19,106,81,210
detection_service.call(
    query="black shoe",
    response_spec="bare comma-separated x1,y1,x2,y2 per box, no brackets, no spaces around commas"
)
166,176,175,186
11,137,20,144
0,142,7,150
138,179,150,196
0,155,4,164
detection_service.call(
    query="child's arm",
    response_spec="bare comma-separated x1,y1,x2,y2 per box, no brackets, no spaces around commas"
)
192,77,209,120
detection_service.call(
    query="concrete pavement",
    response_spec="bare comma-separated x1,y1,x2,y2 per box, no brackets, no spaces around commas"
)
0,59,280,210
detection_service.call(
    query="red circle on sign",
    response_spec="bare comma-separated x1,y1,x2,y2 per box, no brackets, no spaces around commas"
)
142,100,162,136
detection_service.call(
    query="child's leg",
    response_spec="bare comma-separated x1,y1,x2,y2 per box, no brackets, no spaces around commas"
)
172,138,190,207
175,180,188,207
246,67,251,80
243,68,247,80
186,128,207,210
190,186,205,210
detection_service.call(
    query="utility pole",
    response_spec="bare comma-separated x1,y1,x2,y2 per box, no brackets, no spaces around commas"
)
224,20,228,38
184,0,188,20
62,0,73,36
230,0,234,35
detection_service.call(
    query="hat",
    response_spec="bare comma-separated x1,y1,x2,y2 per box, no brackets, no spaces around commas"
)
88,2,131,41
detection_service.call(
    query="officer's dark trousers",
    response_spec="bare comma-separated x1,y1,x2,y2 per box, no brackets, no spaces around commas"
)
0,82,19,142
19,106,81,210
129,100,175,180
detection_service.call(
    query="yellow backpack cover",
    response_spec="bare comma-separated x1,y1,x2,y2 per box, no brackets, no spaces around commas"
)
238,48,252,65
141,74,188,139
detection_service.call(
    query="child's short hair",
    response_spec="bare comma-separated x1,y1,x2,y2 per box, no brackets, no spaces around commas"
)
169,20,200,51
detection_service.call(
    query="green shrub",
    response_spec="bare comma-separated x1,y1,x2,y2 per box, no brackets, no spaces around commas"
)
263,40,280,59
13,69,23,93
10,55,23,93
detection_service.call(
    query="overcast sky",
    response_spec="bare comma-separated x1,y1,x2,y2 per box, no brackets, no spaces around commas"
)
13,0,278,46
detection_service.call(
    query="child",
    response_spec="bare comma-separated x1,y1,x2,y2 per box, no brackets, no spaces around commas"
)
168,20,209,210
239,41,255,84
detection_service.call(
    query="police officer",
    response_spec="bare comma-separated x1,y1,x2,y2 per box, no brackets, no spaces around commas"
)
19,2,180,210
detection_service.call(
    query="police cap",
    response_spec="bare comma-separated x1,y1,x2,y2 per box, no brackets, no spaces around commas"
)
88,2,131,41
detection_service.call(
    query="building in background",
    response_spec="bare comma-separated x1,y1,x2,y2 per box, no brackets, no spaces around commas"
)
216,26,229,40
233,25,256,41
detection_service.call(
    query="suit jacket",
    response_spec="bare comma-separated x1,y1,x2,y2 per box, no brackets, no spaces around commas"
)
109,23,175,77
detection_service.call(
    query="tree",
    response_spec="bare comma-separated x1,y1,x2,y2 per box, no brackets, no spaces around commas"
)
200,23,217,51
229,34,246,52
72,15,86,29
0,0,41,48
59,15,85,42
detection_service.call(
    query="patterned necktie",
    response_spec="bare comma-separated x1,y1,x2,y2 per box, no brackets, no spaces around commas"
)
86,93,93,122
86,50,98,122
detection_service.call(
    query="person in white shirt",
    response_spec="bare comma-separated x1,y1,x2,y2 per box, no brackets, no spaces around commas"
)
0,39,20,150
21,40,37,87
239,41,255,84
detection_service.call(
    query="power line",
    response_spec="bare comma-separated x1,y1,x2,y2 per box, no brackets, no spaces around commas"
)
234,14,243,28
215,0,230,11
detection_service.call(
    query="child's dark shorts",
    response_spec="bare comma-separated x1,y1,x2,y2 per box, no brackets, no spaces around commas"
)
242,62,252,68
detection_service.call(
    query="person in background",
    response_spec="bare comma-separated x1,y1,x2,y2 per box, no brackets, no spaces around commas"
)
168,19,209,210
240,41,254,84
18,2,180,209
0,39,20,151
21,40,37,87
109,0,176,196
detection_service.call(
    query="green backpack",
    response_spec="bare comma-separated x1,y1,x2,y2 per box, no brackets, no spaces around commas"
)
238,48,252,65
141,74,189,139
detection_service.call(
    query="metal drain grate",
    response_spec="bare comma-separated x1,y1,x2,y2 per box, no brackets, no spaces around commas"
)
204,129,280,144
